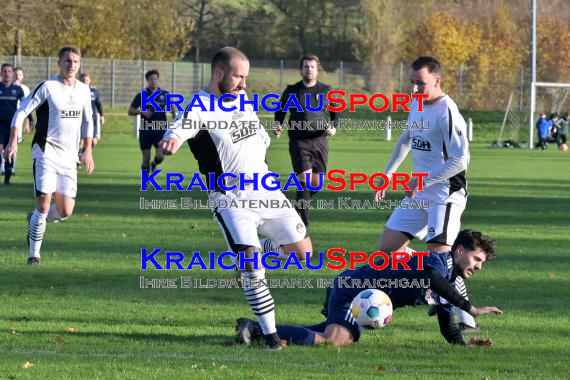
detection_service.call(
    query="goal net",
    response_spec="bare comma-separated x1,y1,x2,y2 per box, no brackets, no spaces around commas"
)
495,92,528,148
529,82,570,149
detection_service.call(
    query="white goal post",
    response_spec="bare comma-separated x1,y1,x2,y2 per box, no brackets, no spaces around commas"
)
529,82,570,149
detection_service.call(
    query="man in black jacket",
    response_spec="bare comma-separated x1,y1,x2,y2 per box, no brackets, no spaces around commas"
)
275,54,339,229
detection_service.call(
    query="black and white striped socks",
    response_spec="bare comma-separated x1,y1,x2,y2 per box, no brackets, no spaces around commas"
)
241,270,276,335
28,209,47,259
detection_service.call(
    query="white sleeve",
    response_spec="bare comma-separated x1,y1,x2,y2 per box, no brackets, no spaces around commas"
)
383,129,411,176
163,108,202,142
81,88,94,139
423,108,469,187
11,82,48,129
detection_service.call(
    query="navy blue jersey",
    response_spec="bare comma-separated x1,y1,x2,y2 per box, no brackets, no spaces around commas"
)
0,83,25,127
89,86,103,116
332,252,451,310
130,88,169,123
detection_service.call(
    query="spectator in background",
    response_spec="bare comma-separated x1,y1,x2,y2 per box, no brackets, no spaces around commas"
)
274,54,338,230
0,63,25,184
536,112,550,150
558,112,568,147
79,73,104,147
128,69,175,176
547,113,560,143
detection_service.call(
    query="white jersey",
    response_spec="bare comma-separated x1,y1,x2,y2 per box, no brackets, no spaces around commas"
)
164,88,271,199
385,94,469,203
408,94,469,201
12,77,93,168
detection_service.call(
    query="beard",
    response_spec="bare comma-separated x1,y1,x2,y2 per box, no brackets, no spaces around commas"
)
218,73,240,99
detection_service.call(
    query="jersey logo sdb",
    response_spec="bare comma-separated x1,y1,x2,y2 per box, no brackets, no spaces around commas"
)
61,110,82,119
411,136,431,151
230,125,256,143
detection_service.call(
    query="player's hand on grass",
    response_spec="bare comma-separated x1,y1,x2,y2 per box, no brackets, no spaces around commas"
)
160,138,181,156
469,306,503,317
468,337,494,347
81,151,95,175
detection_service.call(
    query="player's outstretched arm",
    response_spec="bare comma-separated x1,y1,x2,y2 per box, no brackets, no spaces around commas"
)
468,306,503,317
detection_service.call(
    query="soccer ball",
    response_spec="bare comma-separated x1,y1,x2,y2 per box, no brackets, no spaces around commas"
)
351,289,393,329
559,143,568,152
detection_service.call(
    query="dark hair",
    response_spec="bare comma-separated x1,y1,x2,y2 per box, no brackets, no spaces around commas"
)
1,63,13,71
211,47,248,74
58,45,81,60
299,54,320,70
145,70,160,80
452,229,496,261
410,56,443,76
79,72,90,81
14,66,23,72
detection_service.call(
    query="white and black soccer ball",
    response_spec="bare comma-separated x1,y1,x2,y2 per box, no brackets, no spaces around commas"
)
351,289,393,329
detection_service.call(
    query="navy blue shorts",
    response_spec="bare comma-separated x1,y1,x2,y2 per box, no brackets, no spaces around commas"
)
139,130,165,150
0,126,10,146
323,272,363,342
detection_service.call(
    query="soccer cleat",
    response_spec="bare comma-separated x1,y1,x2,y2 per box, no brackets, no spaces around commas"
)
236,318,256,345
27,257,41,266
150,161,157,174
458,322,480,334
236,318,263,345
263,332,282,351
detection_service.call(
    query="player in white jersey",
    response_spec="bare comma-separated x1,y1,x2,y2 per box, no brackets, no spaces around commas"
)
3,46,95,266
160,47,312,350
373,56,478,331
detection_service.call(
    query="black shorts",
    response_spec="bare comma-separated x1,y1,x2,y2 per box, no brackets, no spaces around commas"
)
289,137,328,174
139,130,165,150
0,126,10,146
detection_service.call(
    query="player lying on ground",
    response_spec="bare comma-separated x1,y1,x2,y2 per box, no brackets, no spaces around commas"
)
237,229,503,347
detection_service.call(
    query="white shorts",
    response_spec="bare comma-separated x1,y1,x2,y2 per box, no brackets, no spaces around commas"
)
212,190,306,251
33,157,77,198
385,193,466,246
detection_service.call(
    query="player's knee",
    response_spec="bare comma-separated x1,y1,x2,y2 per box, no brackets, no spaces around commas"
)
236,245,263,272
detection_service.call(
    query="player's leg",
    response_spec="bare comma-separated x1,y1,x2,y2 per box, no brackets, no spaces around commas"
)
258,196,312,262
149,132,165,172
92,115,99,147
27,158,59,264
289,139,316,228
379,203,428,253
214,206,281,350
238,280,359,347
141,149,151,176
1,129,14,184
138,131,153,176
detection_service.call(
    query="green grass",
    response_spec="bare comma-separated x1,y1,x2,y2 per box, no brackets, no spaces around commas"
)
1,112,569,379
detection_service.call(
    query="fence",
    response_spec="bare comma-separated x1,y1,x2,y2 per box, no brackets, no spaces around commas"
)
1,55,535,112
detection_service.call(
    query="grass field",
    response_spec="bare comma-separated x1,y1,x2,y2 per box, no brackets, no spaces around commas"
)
1,112,569,379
